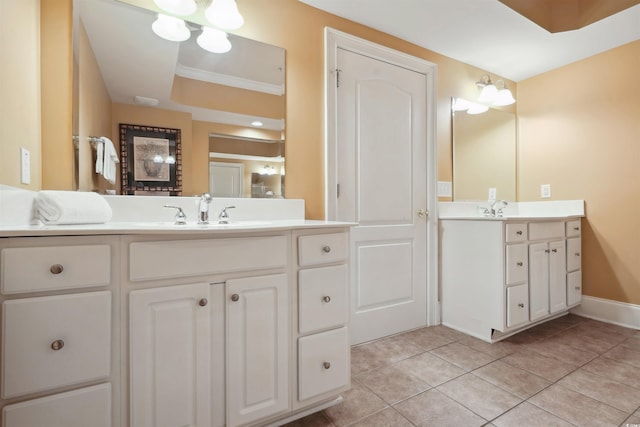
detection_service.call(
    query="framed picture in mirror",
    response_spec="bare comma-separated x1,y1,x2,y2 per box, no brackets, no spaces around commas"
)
120,124,182,195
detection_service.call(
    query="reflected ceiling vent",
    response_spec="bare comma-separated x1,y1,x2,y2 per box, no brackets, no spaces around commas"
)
133,95,160,107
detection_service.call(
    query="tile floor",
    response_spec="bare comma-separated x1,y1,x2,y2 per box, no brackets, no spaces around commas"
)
285,315,640,427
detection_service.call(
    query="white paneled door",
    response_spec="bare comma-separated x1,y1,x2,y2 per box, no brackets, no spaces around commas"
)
327,30,437,344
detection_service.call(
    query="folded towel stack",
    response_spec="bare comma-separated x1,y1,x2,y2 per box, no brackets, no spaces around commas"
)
35,191,113,225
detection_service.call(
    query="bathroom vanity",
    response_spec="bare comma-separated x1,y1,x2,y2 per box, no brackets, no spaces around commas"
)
439,201,584,343
0,195,353,427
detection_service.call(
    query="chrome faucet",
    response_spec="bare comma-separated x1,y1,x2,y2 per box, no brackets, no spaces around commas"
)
218,206,236,224
198,193,212,224
480,200,508,217
163,205,187,225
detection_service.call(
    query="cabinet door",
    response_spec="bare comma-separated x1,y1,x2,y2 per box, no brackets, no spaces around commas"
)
548,240,567,314
130,283,211,427
567,270,582,306
227,274,289,427
505,243,527,284
567,237,581,272
528,242,550,321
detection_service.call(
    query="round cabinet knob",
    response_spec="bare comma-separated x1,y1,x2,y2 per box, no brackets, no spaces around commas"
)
198,298,208,307
322,362,331,370
322,296,331,303
575,252,581,257
231,294,240,302
417,208,429,218
51,339,65,351
322,245,331,254
516,261,523,267
50,264,64,275
518,303,525,308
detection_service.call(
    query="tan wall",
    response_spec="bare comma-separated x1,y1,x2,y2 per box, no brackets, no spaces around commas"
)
518,40,640,305
0,0,42,189
41,0,73,190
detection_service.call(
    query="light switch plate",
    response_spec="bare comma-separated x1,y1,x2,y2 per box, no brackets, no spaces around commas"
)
437,181,452,197
488,187,497,201
540,184,551,198
20,147,30,184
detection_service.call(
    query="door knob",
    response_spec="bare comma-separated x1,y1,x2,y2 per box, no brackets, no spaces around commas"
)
231,294,240,302
417,209,429,218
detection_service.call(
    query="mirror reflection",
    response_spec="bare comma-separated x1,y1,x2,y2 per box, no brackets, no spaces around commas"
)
452,98,516,201
76,0,285,197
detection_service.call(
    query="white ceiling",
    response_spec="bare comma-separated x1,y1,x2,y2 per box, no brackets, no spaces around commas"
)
299,0,640,81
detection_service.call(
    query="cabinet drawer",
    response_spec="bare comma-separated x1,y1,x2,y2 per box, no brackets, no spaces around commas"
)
567,270,582,306
298,233,348,267
528,222,564,241
567,237,581,272
566,220,581,237
1,245,110,294
299,265,348,334
506,284,529,328
2,383,111,427
2,291,111,398
298,327,349,401
505,244,527,284
129,236,287,281
505,223,527,242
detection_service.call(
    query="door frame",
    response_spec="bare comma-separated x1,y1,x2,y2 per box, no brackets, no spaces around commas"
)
323,27,440,327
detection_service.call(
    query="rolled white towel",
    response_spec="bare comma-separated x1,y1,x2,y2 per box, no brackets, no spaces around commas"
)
36,191,113,225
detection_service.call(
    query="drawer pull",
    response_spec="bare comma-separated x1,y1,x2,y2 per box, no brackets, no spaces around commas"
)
552,248,558,253
575,252,581,257
544,249,550,253
518,303,524,308
516,261,523,267
516,230,523,235
50,264,64,275
198,298,208,307
573,227,580,231
322,245,331,254
322,362,331,370
230,294,240,302
322,296,331,303
51,339,65,351
575,286,581,290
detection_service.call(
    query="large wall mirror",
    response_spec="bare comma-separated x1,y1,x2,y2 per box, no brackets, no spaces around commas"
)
452,98,516,201
74,0,285,197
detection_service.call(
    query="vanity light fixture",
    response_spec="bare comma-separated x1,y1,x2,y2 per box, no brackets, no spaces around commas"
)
197,27,232,53
476,74,516,106
452,97,488,115
205,0,245,30
153,0,197,16
251,120,264,127
261,165,276,175
493,80,516,106
151,14,191,42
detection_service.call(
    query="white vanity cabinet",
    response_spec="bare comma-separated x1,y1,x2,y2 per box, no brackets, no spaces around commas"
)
441,218,582,342
0,236,119,427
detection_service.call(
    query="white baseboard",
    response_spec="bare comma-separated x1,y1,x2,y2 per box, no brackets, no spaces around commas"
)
570,296,640,330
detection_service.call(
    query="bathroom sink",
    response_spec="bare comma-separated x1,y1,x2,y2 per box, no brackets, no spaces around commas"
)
125,220,272,228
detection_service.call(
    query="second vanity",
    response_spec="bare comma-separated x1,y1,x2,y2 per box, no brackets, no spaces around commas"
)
0,194,353,427
439,200,584,343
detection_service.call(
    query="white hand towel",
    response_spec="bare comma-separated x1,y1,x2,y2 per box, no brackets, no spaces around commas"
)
101,137,119,184
95,139,104,174
35,191,113,225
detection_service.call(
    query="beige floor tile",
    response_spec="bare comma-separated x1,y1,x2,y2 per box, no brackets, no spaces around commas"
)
529,384,628,427
394,389,486,427
283,411,335,427
493,402,574,427
620,335,640,352
457,335,520,358
500,350,576,381
571,323,630,346
581,319,639,336
399,327,456,351
526,339,597,367
427,325,469,341
436,373,522,420
603,345,640,368
350,343,390,376
558,368,640,413
582,356,640,389
429,342,498,370
623,413,640,426
395,351,465,386
355,365,430,404
346,407,413,427
545,329,616,354
472,360,551,399
323,380,388,427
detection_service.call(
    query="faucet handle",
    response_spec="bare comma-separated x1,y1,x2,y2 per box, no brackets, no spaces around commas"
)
163,205,187,225
218,206,236,224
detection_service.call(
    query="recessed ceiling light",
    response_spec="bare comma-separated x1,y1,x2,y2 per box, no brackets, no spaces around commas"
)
133,95,159,107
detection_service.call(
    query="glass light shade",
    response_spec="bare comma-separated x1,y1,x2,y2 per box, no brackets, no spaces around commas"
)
197,27,231,53
467,103,489,115
152,14,191,42
493,88,516,106
153,0,197,16
452,98,471,111
165,155,176,164
153,154,164,163
477,83,497,103
205,0,244,30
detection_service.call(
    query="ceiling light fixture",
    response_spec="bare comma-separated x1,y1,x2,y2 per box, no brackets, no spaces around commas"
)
197,27,232,53
205,0,245,30
151,14,191,42
153,0,197,16
251,121,264,127
476,74,516,106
